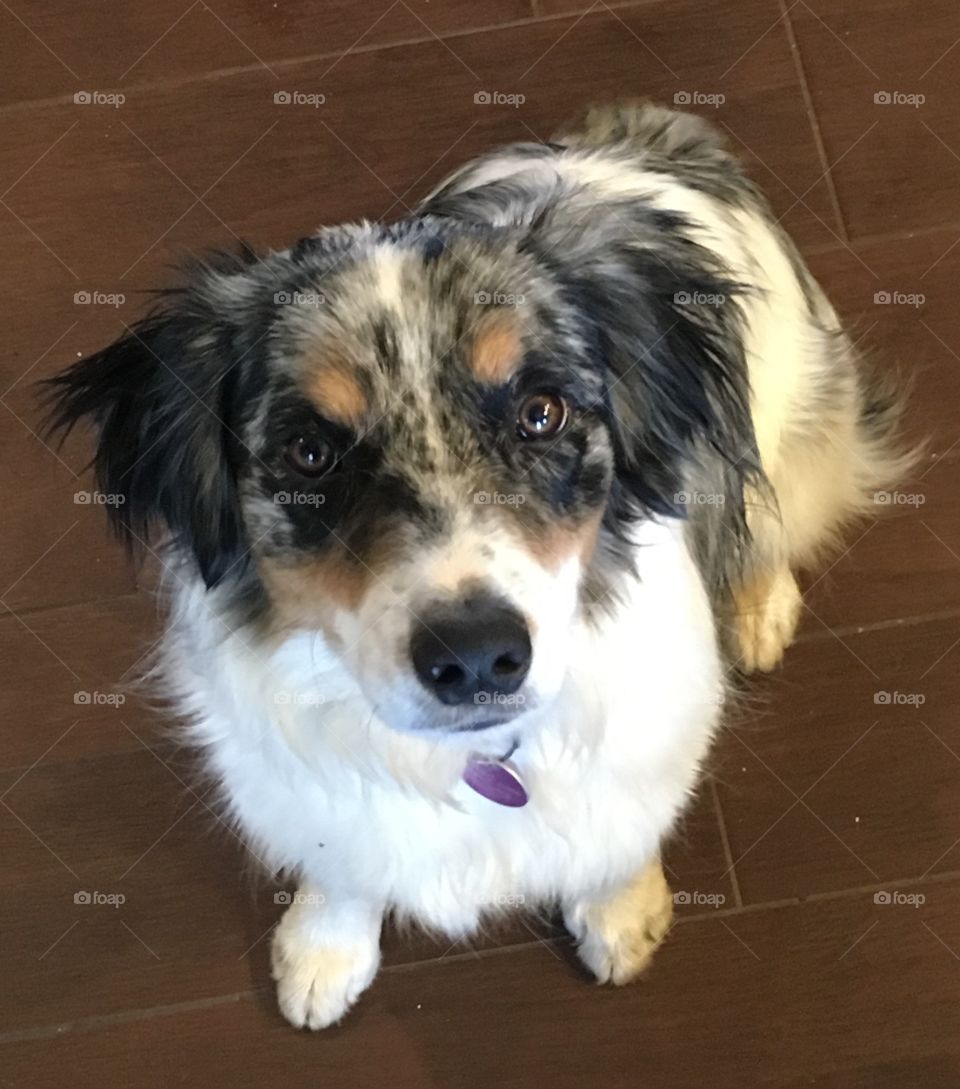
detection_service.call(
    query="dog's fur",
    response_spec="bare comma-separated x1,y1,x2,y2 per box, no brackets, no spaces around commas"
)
46,103,908,1029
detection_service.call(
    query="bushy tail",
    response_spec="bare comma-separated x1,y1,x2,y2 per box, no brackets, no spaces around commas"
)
552,99,730,160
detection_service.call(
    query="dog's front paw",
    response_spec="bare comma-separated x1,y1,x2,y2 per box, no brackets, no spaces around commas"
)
564,859,673,986
270,902,381,1030
734,567,802,672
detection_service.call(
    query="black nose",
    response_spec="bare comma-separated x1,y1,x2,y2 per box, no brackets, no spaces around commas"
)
411,599,532,706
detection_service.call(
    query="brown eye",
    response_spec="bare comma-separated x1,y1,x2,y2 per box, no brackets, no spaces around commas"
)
284,435,334,477
516,391,568,439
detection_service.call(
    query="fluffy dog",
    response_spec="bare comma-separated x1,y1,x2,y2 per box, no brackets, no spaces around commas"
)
47,102,907,1029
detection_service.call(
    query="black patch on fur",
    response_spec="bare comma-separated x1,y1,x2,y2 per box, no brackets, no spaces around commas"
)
42,252,268,591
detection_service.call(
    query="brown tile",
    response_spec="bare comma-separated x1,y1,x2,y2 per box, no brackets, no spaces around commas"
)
523,0,838,245
0,0,842,613
0,302,138,611
0,0,531,108
663,781,738,916
0,743,561,1034
791,0,960,239
785,229,960,630
807,226,960,457
0,435,138,615
4,885,960,1087
800,450,960,632
0,0,840,335
0,592,164,768
538,0,658,13
717,616,960,904
0,747,254,1034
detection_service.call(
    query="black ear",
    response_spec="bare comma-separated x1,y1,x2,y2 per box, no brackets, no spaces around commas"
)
594,255,758,521
43,295,253,589
531,208,761,522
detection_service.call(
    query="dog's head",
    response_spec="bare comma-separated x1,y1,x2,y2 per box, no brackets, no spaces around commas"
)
46,212,753,736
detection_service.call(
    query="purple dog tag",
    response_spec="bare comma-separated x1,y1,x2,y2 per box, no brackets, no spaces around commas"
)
462,757,528,807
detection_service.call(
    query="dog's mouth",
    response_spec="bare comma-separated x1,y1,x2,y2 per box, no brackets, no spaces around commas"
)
386,700,532,739
452,715,519,733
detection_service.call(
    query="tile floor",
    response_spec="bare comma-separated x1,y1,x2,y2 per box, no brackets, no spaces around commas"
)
1,1,958,1085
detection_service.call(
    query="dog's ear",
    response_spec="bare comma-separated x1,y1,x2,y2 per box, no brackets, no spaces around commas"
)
597,261,756,521
532,214,759,520
43,289,254,589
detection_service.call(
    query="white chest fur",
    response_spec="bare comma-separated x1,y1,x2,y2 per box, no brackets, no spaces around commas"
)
167,519,723,937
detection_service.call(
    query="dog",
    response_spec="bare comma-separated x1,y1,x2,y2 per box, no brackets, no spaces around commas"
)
46,102,909,1029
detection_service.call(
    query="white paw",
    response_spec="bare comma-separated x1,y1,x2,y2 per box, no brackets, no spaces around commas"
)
270,912,380,1030
565,862,673,986
736,569,802,672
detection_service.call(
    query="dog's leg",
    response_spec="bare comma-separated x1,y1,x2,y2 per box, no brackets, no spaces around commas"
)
733,564,802,673
270,885,383,1030
563,858,673,985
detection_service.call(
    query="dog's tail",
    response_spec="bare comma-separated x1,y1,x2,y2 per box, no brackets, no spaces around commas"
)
852,349,925,514
552,99,731,162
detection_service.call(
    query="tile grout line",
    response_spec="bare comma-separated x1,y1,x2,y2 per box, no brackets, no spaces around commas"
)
709,778,743,909
0,938,556,1045
0,1,661,117
2,601,959,780
0,587,147,625
777,0,849,243
7,869,960,1045
802,216,960,256
674,864,960,925
792,605,960,647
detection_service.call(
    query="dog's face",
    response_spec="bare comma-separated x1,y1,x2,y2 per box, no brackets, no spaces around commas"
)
222,229,615,734
47,215,755,737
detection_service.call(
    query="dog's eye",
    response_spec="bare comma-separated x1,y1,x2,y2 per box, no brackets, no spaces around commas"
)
516,392,568,439
284,435,334,477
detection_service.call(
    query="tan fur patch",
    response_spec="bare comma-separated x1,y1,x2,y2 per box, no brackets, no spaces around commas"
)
733,565,802,672
569,857,673,985
470,313,524,385
260,551,374,636
515,510,604,573
303,361,367,427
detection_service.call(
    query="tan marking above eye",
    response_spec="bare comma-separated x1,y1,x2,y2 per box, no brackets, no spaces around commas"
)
303,360,368,427
470,312,524,385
